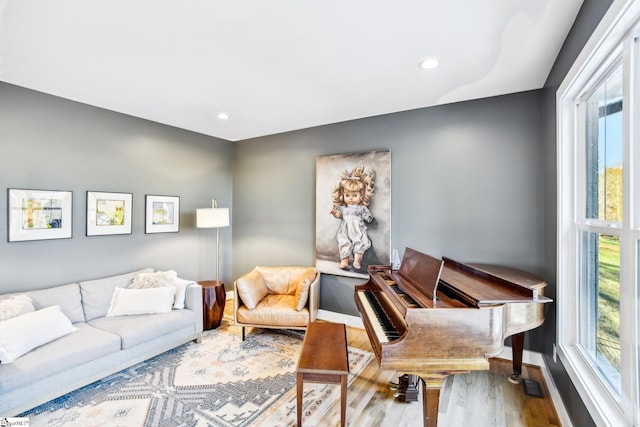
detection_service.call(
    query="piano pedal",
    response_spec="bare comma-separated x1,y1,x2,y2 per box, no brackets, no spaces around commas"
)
403,392,419,402
508,373,521,384
393,391,419,402
393,391,409,402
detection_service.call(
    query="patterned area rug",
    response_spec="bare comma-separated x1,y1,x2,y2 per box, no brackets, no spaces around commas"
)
20,318,372,426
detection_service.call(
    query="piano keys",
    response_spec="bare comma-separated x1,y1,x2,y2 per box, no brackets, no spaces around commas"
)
354,247,551,427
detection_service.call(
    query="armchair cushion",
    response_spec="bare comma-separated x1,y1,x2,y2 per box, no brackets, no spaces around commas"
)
236,269,269,310
294,269,316,311
257,267,294,295
236,295,309,327
234,266,319,339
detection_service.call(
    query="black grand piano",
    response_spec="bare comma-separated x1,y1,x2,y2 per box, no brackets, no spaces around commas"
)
355,247,551,427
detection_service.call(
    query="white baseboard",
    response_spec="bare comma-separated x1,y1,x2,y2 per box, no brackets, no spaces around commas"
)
317,309,364,329
316,309,572,426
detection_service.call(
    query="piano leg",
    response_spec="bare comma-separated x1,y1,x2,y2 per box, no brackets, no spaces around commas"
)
509,332,525,384
419,376,446,427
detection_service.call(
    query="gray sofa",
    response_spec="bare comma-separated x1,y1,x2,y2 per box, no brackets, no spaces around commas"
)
0,268,203,417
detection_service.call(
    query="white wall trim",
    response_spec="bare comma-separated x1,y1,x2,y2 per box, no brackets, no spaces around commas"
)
317,309,364,329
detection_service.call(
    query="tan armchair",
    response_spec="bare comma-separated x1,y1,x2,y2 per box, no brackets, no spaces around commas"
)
233,266,320,340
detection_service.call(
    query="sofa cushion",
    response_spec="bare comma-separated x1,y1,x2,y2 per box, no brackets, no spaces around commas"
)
0,322,121,393
236,268,269,310
88,310,195,349
130,270,177,288
128,270,191,309
27,283,85,323
236,295,309,327
0,306,78,364
107,287,175,316
79,268,153,321
0,295,34,321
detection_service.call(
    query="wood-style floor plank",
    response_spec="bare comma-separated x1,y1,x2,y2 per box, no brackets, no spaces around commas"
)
224,301,561,426
328,325,561,427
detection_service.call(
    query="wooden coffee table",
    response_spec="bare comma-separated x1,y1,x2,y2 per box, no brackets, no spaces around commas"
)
296,322,349,426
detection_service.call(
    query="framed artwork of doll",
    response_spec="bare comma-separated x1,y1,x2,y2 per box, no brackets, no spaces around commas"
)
315,150,391,279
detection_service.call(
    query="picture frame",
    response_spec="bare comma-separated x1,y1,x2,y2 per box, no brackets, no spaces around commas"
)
86,191,133,236
145,195,180,234
315,150,391,279
7,188,73,242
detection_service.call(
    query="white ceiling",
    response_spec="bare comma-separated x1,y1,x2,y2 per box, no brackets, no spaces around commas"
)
0,0,583,142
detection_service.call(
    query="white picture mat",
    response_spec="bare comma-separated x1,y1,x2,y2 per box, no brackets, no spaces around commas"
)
145,195,180,233
8,189,73,242
86,191,133,236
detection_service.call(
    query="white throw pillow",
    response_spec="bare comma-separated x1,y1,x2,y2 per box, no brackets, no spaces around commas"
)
129,270,189,309
0,305,78,364
171,277,190,310
0,294,35,321
107,287,175,317
130,270,177,289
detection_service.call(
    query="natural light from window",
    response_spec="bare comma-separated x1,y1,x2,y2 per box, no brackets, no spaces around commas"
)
557,1,640,425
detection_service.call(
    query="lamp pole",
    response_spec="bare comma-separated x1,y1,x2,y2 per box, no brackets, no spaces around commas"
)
216,226,221,283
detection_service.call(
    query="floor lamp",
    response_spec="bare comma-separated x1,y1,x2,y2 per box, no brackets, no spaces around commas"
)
196,200,230,283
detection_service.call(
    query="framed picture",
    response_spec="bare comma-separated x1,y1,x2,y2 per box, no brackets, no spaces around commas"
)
145,195,180,234
86,191,133,236
7,188,73,242
315,150,391,279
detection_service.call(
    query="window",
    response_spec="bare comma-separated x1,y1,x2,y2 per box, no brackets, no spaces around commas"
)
558,1,640,425
579,64,623,394
579,231,621,392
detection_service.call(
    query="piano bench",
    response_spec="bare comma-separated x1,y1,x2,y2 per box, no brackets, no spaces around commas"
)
296,322,349,427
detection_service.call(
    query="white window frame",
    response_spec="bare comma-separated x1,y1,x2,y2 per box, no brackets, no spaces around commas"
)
557,1,640,426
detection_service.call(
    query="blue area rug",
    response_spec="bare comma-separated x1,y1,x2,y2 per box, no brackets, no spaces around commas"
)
20,318,372,426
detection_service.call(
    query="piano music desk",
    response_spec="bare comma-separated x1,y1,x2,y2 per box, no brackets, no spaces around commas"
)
296,322,349,427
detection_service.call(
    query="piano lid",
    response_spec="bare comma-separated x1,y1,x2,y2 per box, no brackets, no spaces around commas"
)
397,247,444,303
440,257,552,305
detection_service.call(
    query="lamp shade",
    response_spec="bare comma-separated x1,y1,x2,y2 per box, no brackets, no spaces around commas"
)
196,208,229,228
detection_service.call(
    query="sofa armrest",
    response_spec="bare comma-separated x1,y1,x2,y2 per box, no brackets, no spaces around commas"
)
308,272,320,322
185,283,204,333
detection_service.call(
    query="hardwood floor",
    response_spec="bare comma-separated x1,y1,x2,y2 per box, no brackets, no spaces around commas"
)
223,301,561,426
324,325,561,427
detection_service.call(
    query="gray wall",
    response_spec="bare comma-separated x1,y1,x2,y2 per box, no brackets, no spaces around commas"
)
0,2,613,422
231,5,613,424
541,1,614,426
233,90,545,318
0,82,233,293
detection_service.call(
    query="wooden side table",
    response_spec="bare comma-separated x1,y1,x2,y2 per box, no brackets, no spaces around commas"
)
296,322,349,426
198,280,226,330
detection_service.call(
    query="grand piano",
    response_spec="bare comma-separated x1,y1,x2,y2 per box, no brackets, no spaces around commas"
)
354,247,551,427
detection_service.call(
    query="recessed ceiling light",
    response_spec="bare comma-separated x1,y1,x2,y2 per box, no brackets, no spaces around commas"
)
419,58,440,70
217,112,229,120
